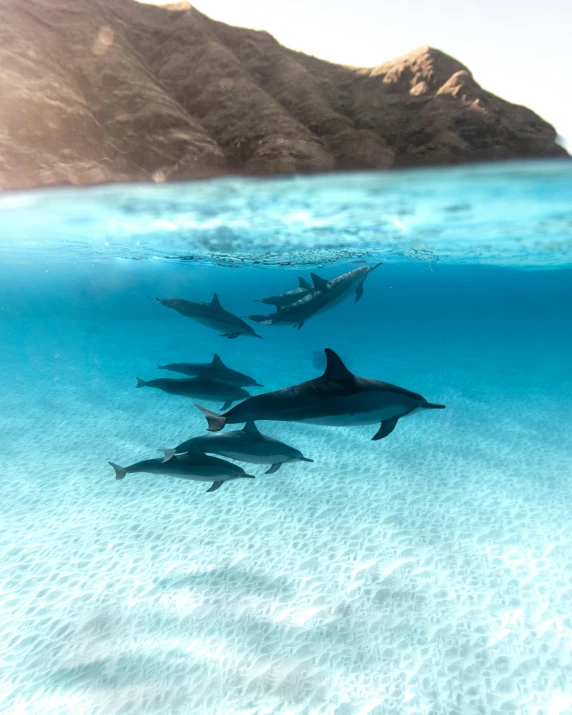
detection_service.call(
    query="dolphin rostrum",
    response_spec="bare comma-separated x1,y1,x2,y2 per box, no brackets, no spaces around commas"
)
109,453,255,492
149,293,262,339
248,264,382,329
159,421,313,474
255,276,314,308
136,371,250,409
195,348,445,441
157,353,263,387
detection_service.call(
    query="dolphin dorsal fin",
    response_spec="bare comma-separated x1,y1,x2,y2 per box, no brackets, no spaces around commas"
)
242,421,261,435
310,273,328,290
211,353,225,367
210,293,222,308
298,276,311,289
322,348,354,382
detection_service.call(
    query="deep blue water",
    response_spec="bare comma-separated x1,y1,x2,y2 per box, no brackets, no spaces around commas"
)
1,162,572,714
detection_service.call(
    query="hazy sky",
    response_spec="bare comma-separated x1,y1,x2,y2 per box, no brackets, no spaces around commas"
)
141,0,570,148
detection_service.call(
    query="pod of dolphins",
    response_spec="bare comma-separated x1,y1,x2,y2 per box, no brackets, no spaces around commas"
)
110,264,446,493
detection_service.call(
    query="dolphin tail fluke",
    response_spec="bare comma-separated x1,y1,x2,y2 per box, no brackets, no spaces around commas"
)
248,315,273,326
109,462,127,480
424,403,446,409
159,448,177,463
195,404,227,431
136,377,147,388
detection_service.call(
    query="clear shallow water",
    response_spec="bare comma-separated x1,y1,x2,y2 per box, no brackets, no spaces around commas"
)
1,162,572,714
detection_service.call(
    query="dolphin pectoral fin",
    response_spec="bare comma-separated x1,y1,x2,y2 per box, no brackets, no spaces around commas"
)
355,282,365,302
265,463,281,474
372,418,399,441
206,481,224,492
222,400,234,410
221,333,240,339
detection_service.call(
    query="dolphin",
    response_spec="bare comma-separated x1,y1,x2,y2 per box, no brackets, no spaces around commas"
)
136,371,250,409
149,293,262,339
159,421,313,474
157,353,263,387
109,453,255,492
195,348,445,441
248,264,382,329
255,276,314,308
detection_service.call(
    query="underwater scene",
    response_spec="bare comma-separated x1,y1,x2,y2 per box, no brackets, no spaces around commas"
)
1,161,572,715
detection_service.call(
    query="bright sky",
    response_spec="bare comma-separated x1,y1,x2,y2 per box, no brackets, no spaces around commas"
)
141,0,571,148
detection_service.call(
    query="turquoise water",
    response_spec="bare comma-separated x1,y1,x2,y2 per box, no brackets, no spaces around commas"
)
1,161,572,714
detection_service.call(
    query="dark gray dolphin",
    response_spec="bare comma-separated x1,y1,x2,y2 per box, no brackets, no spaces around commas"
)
109,453,255,492
136,371,250,409
248,264,382,329
255,276,314,308
149,293,262,339
157,354,263,387
195,348,445,441
159,421,313,474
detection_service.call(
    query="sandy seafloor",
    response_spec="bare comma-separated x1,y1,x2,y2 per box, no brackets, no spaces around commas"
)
1,261,572,715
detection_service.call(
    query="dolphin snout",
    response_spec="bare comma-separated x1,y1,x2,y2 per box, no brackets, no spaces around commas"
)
297,457,314,462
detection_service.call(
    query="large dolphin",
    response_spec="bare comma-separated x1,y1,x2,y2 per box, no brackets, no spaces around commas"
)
255,276,314,308
248,264,382,329
157,353,263,387
149,293,262,339
109,453,255,492
136,372,250,409
196,348,445,441
159,421,313,474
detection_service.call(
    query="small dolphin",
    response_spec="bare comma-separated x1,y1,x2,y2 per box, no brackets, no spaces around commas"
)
196,348,445,441
136,371,250,409
249,264,382,329
109,453,255,492
149,293,262,339
157,353,263,387
255,276,314,308
159,421,313,474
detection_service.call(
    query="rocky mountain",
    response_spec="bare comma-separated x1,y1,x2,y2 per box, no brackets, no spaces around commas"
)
0,0,567,190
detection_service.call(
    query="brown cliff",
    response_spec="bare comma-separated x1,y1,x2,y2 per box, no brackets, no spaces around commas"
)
0,0,567,191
